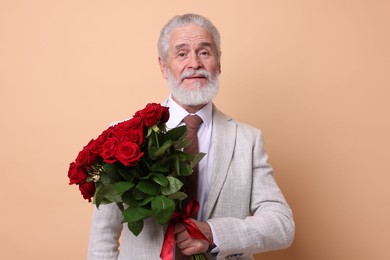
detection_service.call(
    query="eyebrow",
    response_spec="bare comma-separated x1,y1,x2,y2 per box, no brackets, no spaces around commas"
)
174,42,213,50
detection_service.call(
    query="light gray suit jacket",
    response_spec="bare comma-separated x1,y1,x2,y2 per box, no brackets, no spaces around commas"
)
87,105,295,260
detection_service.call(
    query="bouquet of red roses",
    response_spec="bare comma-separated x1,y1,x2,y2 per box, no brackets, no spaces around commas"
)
68,103,205,237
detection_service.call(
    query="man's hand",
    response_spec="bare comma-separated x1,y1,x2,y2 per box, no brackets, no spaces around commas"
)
174,218,214,256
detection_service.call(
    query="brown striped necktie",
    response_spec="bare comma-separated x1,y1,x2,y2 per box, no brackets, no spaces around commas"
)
175,114,203,260
182,114,203,206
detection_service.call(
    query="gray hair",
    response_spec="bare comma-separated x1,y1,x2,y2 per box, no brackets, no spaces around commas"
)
158,13,221,62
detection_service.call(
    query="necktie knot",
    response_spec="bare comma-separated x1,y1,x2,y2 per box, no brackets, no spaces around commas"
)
183,114,203,130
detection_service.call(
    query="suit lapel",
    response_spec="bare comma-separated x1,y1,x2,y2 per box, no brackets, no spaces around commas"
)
205,105,237,219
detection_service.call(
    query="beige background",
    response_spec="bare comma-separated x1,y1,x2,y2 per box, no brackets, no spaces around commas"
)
1,0,389,259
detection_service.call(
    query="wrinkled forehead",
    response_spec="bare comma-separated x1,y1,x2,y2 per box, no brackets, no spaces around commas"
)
169,24,216,50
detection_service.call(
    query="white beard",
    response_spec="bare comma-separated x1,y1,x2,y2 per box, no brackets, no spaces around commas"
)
167,68,219,106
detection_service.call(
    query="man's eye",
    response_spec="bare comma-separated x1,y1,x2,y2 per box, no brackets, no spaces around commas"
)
178,53,186,57
199,51,209,56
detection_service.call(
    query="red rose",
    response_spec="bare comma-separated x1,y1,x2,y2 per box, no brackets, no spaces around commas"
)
115,128,143,145
75,140,98,167
79,181,95,202
134,103,170,127
87,139,103,158
114,117,144,133
68,162,88,185
92,127,113,154
101,137,120,163
160,106,169,123
111,117,144,144
115,141,144,166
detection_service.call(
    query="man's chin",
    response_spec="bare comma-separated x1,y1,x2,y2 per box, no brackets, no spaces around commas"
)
168,76,219,106
171,90,217,107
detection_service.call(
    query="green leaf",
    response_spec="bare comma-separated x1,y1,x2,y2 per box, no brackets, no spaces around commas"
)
152,173,169,187
176,151,192,161
94,184,122,207
102,163,119,177
93,185,105,208
117,168,135,181
114,181,135,194
121,190,138,207
191,153,206,167
152,195,175,225
154,140,173,157
174,139,191,150
168,192,187,200
127,220,144,236
150,163,169,173
123,206,153,222
103,185,122,203
179,162,192,177
98,172,111,185
136,180,160,195
147,138,158,160
138,171,153,180
164,125,187,142
161,176,183,196
138,196,153,206
173,155,180,175
132,188,147,200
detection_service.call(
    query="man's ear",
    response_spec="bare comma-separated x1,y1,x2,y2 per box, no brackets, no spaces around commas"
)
158,57,168,79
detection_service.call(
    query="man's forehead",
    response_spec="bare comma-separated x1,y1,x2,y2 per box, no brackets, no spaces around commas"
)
169,25,214,45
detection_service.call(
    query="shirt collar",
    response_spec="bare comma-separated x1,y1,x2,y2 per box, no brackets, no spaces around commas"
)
165,96,213,129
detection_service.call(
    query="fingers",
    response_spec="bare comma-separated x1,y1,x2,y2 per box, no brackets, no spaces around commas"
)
178,239,209,256
190,219,213,244
174,222,190,247
174,219,211,255
174,222,186,236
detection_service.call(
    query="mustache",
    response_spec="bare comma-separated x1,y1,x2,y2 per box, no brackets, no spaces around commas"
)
180,69,211,81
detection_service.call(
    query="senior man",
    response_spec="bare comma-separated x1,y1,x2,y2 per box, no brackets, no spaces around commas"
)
88,13,294,260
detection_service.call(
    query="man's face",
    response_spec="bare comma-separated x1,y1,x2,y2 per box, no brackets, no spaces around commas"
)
159,24,221,106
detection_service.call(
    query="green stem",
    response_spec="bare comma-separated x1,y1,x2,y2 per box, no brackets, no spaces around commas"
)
154,131,160,148
190,253,206,260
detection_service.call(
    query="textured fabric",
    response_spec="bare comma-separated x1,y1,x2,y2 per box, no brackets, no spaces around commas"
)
182,114,203,206
183,114,203,154
87,104,295,260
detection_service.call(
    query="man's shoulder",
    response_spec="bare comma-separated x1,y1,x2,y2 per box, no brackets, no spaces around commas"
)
212,106,262,135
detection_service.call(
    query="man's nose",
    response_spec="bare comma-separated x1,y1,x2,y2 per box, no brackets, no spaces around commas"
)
187,53,202,69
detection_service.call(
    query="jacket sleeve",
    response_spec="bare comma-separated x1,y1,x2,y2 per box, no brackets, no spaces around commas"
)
207,129,295,259
87,203,123,260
